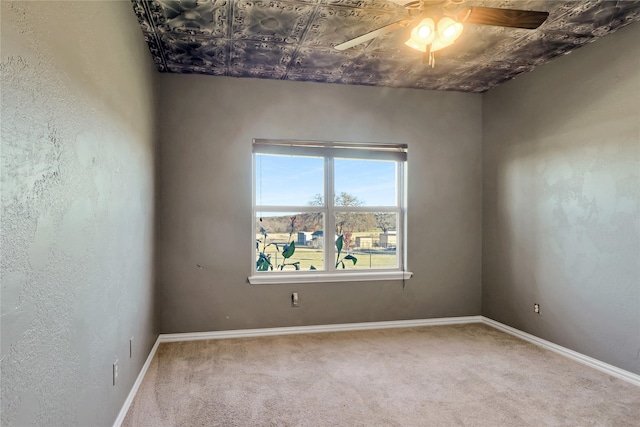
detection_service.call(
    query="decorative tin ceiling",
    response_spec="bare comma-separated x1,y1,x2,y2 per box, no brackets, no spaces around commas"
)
132,0,640,92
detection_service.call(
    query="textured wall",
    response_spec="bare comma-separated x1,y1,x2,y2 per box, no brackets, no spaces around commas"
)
1,2,158,426
483,22,640,374
157,75,482,333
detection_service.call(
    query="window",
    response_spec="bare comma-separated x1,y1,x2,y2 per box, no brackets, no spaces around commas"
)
249,139,412,284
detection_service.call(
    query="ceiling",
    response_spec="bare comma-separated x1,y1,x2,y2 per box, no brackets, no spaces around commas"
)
132,0,640,93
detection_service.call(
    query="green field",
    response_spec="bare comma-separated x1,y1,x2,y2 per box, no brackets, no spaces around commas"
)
257,243,397,271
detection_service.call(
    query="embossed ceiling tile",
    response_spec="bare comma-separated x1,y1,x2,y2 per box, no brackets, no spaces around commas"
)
232,0,315,43
462,0,557,11
132,1,154,33
132,0,640,92
338,74,422,89
536,30,596,51
167,63,226,75
363,23,416,54
480,30,546,66
229,40,295,77
152,0,229,37
464,61,535,89
437,25,526,63
549,0,640,36
397,58,477,90
409,75,472,92
323,0,404,11
137,0,167,28
285,73,343,84
287,46,358,76
132,2,167,71
554,0,626,24
140,30,168,71
229,68,288,79
508,30,594,66
160,34,228,69
303,5,399,49
469,75,520,92
343,51,415,84
336,77,385,88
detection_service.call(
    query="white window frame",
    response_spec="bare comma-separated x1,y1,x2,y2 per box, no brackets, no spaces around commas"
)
249,139,412,285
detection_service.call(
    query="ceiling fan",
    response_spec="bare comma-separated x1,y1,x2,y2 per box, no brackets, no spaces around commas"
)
335,0,549,67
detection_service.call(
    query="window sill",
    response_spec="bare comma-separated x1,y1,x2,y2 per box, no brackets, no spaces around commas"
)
248,271,413,285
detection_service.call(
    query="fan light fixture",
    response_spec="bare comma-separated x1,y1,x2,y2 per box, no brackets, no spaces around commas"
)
334,3,549,68
405,18,435,52
404,16,464,55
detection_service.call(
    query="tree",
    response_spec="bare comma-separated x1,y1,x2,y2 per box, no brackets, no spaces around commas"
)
334,192,363,208
304,193,325,231
374,212,395,233
336,192,377,234
307,192,378,234
307,192,371,234
309,193,324,207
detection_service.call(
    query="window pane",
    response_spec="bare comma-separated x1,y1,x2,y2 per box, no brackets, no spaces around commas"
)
334,212,397,270
334,159,396,207
256,154,324,207
256,212,324,271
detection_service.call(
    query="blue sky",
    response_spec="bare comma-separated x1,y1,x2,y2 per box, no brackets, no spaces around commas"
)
256,154,396,207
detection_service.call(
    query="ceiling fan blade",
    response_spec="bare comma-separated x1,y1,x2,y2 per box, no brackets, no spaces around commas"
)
334,19,413,51
461,7,549,29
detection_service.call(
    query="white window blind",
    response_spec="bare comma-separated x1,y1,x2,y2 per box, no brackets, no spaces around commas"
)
253,139,408,162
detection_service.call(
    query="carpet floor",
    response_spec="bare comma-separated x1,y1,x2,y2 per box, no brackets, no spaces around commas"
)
122,323,640,426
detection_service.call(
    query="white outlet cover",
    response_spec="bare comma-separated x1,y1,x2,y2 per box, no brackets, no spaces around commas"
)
113,359,119,385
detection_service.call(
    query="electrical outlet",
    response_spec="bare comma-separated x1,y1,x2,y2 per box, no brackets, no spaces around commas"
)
291,292,299,308
534,303,540,314
130,337,134,358
113,359,119,386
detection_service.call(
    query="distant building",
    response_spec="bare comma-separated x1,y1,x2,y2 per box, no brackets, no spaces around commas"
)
310,230,338,249
311,230,324,248
355,236,373,249
297,231,313,246
379,231,397,248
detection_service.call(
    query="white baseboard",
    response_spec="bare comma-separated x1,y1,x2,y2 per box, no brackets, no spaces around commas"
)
480,316,640,387
158,316,484,343
114,315,639,425
112,336,161,427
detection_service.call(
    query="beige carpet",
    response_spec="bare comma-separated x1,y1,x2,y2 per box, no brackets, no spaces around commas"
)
122,324,640,426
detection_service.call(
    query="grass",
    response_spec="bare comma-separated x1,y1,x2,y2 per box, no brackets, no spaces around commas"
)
257,240,397,271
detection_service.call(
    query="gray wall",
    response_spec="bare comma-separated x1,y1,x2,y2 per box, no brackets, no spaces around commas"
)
1,1,158,426
482,22,640,374
157,75,483,333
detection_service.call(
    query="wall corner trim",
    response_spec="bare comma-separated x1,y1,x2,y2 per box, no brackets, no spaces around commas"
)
112,336,161,427
480,316,640,387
